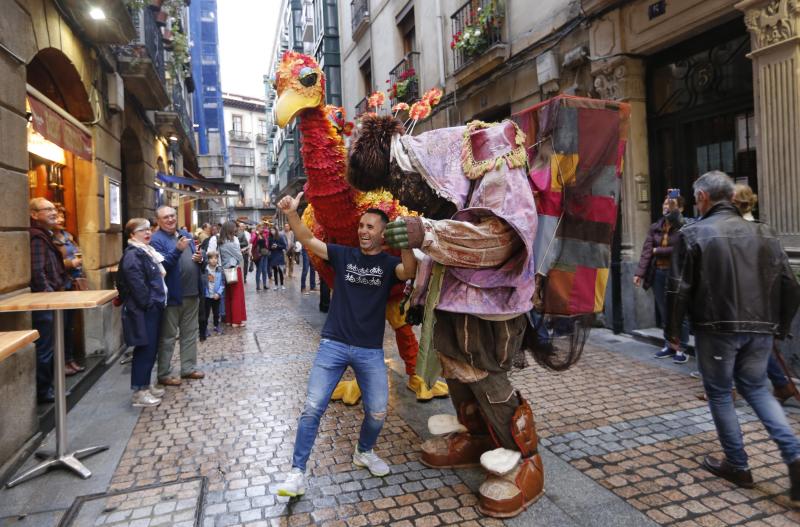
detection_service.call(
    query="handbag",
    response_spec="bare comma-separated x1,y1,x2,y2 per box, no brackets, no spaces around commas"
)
260,247,269,256
72,276,90,291
223,267,239,284
294,241,302,253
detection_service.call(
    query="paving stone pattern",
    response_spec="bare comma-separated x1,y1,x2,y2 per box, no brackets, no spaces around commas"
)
66,479,202,527
102,276,800,526
510,345,800,525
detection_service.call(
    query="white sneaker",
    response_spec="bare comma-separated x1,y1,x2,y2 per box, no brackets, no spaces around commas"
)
272,286,278,291
149,385,166,398
352,448,390,477
281,285,286,290
132,390,161,407
276,468,305,497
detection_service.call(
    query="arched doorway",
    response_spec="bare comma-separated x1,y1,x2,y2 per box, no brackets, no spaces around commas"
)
26,48,94,239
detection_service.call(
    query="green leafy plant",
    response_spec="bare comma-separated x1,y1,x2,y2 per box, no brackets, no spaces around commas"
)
450,1,504,58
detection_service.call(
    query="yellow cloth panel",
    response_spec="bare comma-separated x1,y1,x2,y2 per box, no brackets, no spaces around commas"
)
594,267,609,313
550,154,579,191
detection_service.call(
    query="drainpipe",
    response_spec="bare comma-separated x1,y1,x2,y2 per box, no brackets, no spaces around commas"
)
435,0,446,88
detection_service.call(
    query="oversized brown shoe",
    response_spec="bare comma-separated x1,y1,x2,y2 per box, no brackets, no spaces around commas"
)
421,432,496,469
478,454,544,518
181,370,205,380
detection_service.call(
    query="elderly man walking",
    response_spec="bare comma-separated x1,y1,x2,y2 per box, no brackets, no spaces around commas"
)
666,170,800,501
151,206,205,385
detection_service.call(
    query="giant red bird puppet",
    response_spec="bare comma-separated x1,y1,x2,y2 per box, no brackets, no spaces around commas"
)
273,51,448,403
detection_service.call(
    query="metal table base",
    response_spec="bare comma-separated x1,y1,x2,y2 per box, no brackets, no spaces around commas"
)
6,310,108,488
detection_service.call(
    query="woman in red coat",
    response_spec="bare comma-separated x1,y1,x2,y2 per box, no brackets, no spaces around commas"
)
219,221,247,326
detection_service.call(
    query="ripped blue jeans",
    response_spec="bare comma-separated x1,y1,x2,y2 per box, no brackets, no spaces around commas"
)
291,338,388,471
696,331,800,469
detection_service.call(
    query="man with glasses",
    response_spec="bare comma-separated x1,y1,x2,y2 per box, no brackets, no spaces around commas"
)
29,197,69,403
666,170,800,502
151,205,206,386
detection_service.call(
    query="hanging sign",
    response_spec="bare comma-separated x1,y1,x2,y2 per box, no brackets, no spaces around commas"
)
27,96,93,160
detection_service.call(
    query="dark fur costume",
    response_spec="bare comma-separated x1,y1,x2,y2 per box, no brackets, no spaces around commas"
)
348,115,457,221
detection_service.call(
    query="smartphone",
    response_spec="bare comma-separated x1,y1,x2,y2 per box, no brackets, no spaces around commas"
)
668,188,681,199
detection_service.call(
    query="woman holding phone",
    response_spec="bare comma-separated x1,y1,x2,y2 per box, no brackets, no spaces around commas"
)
633,189,692,363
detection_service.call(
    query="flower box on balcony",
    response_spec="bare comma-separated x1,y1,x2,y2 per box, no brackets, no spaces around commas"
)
154,10,168,27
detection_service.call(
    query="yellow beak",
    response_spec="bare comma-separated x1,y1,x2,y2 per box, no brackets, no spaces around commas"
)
275,89,322,128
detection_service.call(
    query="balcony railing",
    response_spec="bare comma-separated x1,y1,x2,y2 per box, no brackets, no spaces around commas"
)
388,52,420,106
288,158,305,184
171,82,197,154
256,133,268,144
450,0,505,71
355,96,369,118
112,7,169,109
230,156,255,167
351,0,370,39
229,130,252,143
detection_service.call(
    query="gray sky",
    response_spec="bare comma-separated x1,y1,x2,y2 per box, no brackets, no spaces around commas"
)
217,0,280,98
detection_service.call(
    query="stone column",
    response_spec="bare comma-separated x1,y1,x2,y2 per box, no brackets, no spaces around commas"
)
737,0,800,253
591,57,656,330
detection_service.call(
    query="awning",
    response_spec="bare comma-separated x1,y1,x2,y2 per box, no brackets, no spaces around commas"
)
27,95,92,160
158,186,228,199
156,172,240,194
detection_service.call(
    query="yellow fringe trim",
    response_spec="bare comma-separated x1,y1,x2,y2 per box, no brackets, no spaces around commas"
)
460,120,528,181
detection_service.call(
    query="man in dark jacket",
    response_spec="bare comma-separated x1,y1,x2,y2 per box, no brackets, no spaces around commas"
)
151,206,205,385
665,170,800,500
29,197,69,403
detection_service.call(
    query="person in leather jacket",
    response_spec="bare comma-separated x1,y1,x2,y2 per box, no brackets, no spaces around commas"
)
665,170,800,500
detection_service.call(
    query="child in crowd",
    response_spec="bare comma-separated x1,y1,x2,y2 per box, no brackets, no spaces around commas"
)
200,251,225,341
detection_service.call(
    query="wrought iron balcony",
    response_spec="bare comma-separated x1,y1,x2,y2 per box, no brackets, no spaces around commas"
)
389,52,420,106
113,7,169,109
351,0,369,40
229,130,252,143
355,96,369,118
450,0,505,72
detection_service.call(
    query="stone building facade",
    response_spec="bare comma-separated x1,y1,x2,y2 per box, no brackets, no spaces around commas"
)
337,0,800,346
0,0,199,481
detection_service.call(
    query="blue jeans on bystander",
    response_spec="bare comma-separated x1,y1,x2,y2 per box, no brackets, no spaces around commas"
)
301,249,316,290
291,338,388,471
256,256,270,288
131,305,163,390
696,331,800,469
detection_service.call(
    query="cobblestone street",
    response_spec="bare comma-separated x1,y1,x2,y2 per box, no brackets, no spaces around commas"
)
2,274,800,527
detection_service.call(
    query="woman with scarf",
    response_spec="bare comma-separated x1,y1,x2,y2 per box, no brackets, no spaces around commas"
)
119,218,168,407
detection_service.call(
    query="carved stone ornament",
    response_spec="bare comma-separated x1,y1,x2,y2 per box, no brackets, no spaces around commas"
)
743,0,800,49
593,64,627,100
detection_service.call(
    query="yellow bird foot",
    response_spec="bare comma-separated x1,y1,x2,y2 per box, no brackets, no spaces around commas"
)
431,380,450,398
407,375,434,402
331,379,361,405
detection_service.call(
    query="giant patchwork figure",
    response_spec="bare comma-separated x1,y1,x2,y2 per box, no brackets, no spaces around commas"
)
349,95,629,518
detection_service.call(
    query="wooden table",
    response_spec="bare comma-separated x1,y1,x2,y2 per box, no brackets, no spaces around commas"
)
0,290,118,488
0,330,39,363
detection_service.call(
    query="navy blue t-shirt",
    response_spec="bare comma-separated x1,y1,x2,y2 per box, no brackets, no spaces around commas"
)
321,244,401,349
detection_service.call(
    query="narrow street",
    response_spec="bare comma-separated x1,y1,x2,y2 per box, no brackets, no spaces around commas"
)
1,273,799,527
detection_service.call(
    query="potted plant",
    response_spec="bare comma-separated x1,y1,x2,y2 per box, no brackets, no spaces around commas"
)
154,10,168,26
162,29,174,49
450,1,504,59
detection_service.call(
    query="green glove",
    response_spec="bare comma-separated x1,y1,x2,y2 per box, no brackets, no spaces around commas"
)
385,219,410,248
